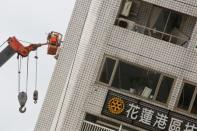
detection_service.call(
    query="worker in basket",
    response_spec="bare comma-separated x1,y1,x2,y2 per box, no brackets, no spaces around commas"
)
47,31,62,55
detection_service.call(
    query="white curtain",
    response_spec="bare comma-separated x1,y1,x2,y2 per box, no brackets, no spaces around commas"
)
121,0,133,17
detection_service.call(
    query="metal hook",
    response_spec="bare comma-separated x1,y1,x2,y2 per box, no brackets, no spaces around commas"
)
34,100,37,104
18,91,27,113
19,106,26,113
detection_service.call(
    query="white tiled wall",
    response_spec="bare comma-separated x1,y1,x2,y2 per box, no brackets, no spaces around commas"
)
34,0,93,130
35,0,197,130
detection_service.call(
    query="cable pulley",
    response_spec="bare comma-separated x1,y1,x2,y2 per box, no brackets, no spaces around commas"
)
33,90,38,104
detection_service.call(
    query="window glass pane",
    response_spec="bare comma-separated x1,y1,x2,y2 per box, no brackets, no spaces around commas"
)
112,61,160,99
178,83,195,110
191,95,197,114
156,76,174,103
99,57,116,84
154,9,170,32
165,12,182,33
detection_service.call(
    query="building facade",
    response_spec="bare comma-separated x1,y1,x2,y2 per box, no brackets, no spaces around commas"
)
35,0,197,131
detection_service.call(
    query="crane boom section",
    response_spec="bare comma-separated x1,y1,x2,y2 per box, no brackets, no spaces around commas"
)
8,37,31,57
0,37,44,67
0,45,16,67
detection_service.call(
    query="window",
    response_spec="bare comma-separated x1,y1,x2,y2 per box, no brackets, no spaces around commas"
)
83,114,139,131
156,76,174,103
177,82,197,115
99,56,175,104
111,61,160,98
115,0,197,47
99,57,116,84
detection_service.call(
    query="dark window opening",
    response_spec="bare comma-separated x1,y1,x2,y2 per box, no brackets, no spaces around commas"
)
99,58,116,84
153,9,182,33
178,83,195,110
98,57,175,104
112,61,160,99
156,76,174,103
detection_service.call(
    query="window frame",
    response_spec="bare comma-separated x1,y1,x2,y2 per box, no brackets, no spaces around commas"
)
84,113,143,131
154,75,176,104
176,80,197,115
96,55,118,87
115,0,196,47
97,55,176,106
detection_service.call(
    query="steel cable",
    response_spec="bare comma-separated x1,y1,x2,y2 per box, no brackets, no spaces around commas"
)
0,40,7,48
17,55,22,93
35,50,38,90
25,56,29,93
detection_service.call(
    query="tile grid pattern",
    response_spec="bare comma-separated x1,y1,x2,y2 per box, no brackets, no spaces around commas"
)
54,0,105,130
34,0,92,130
84,0,197,125
35,0,197,130
60,0,121,130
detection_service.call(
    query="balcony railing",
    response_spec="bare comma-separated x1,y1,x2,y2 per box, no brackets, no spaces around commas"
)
81,120,115,131
116,18,189,47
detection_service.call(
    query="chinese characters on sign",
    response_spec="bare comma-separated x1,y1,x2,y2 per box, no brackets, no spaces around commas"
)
102,90,197,131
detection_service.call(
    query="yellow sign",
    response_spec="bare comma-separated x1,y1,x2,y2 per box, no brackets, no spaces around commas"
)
108,97,125,114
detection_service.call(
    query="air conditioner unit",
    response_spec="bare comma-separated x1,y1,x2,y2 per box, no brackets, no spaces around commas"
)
117,18,135,30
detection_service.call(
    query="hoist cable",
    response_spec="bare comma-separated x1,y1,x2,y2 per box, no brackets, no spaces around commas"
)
25,56,29,93
35,50,38,90
33,50,39,104
17,55,22,93
0,40,7,48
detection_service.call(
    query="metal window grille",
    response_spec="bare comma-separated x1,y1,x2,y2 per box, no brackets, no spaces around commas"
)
81,120,115,131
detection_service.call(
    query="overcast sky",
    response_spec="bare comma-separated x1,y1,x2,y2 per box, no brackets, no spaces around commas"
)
0,0,76,130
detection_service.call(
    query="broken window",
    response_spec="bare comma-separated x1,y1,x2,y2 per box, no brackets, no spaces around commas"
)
99,56,175,104
177,83,195,110
145,6,191,45
99,57,116,84
156,76,174,103
177,82,197,115
111,61,160,99
116,0,196,46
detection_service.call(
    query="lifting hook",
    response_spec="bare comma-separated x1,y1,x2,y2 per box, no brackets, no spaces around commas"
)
18,91,27,113
19,106,26,113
